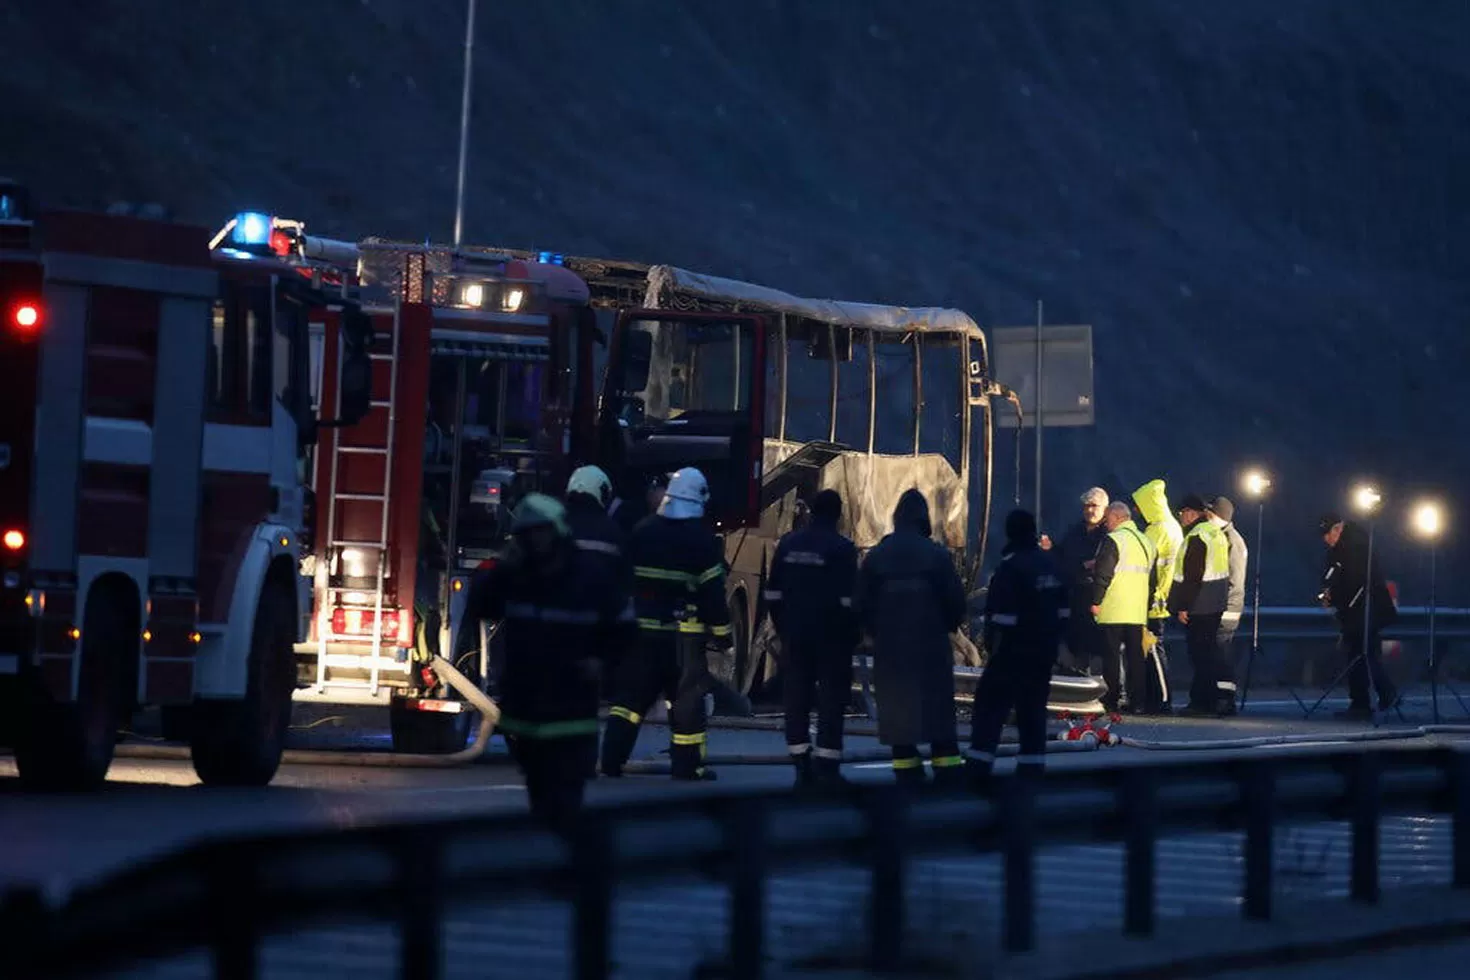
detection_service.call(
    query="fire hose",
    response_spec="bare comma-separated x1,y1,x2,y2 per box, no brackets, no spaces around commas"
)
114,655,499,768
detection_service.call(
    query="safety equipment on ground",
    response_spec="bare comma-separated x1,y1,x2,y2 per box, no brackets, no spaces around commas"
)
510,493,570,536
566,465,613,508
659,467,710,520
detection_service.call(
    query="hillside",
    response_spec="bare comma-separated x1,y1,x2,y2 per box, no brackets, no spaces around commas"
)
3,0,1467,602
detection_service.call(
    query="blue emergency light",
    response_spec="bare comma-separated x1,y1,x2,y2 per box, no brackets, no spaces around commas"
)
232,212,273,247
537,251,565,266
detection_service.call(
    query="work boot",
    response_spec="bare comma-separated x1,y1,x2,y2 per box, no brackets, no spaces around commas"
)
893,764,928,790
812,754,850,792
674,767,718,782
790,749,817,790
931,761,968,793
965,755,995,795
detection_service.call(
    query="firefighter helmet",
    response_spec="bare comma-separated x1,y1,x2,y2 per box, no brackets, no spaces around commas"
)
566,465,613,508
509,493,570,537
659,467,710,520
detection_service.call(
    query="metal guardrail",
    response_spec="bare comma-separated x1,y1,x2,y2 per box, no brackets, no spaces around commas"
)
3,743,1470,979
1241,605,1470,642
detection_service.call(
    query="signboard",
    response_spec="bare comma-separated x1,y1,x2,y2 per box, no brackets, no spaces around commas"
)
990,324,1095,428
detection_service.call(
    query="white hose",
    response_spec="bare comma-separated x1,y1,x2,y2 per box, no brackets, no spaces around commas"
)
1117,724,1470,752
114,656,500,769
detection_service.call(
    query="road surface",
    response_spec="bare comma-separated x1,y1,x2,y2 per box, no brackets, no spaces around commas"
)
1,691,1466,978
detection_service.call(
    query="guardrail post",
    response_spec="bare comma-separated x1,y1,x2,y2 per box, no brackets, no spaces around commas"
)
1121,769,1157,937
573,815,614,980
1001,777,1037,953
1241,762,1274,921
866,786,908,972
399,837,443,980
211,849,259,980
1451,750,1470,889
1348,752,1381,903
728,799,768,979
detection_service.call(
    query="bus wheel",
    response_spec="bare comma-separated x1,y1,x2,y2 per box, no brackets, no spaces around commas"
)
190,575,295,787
390,695,471,754
14,591,131,791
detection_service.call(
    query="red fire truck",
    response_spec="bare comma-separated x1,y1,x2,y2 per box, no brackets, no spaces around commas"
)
0,189,373,789
290,231,601,751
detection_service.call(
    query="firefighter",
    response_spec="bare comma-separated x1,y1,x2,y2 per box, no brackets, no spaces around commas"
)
564,465,629,575
967,509,1067,789
454,494,635,837
855,488,968,788
1169,494,1234,716
1090,501,1158,713
765,489,859,790
1132,478,1183,712
600,467,732,781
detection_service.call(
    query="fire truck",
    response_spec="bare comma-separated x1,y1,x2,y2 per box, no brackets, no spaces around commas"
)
284,229,601,751
0,188,375,790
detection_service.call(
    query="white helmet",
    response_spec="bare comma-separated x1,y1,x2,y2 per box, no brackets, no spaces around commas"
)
566,464,613,508
659,467,710,520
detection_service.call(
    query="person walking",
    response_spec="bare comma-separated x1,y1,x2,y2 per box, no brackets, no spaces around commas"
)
452,494,635,837
1319,513,1400,719
1090,501,1158,713
765,489,860,790
967,509,1068,790
1169,494,1233,716
599,468,732,780
856,489,968,788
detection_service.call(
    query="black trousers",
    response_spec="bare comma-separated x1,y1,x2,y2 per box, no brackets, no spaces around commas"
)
1342,626,1395,708
1144,619,1172,712
782,637,852,759
600,634,710,779
969,641,1052,775
1100,624,1148,711
507,733,596,839
1185,612,1228,709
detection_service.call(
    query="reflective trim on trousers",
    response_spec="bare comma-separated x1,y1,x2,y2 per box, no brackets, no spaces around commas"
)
813,746,843,760
1217,681,1238,691
892,755,923,770
672,731,707,746
788,742,811,755
931,754,965,769
608,705,642,725
696,565,723,585
965,749,996,763
634,566,694,584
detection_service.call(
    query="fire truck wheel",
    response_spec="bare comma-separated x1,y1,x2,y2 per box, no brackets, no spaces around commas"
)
389,695,472,754
729,591,758,697
14,590,131,791
189,575,296,787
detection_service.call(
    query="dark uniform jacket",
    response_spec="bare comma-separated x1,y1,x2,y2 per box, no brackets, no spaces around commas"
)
1056,519,1106,617
1323,521,1397,634
627,514,731,642
465,541,635,734
987,541,1069,660
855,490,967,746
766,515,860,655
566,494,630,581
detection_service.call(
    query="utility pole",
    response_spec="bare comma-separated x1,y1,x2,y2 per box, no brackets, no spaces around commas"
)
1034,299,1044,527
452,0,478,248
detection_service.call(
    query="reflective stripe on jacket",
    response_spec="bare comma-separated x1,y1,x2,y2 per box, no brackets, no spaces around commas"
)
1096,522,1156,625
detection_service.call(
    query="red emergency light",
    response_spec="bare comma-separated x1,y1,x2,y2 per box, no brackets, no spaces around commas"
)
2,529,24,551
10,302,41,333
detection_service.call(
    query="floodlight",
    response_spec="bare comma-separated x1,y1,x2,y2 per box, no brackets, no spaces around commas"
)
1352,484,1382,514
1412,500,1444,540
1242,469,1271,499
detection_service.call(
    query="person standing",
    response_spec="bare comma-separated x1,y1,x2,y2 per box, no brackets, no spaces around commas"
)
1207,495,1249,710
1042,487,1109,675
856,489,968,788
453,494,635,837
1319,514,1400,719
600,467,732,781
1090,501,1158,713
1169,494,1233,716
1132,478,1183,712
967,509,1068,790
765,489,859,790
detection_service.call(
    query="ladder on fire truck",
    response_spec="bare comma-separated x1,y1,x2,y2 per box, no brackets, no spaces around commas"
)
313,299,405,698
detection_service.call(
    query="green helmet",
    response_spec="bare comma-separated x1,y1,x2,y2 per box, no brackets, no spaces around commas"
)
510,493,570,537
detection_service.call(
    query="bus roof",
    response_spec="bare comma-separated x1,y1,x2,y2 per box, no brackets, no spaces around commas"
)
646,265,984,340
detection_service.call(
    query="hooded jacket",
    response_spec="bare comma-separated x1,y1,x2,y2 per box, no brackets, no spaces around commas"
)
855,489,966,746
1132,479,1184,619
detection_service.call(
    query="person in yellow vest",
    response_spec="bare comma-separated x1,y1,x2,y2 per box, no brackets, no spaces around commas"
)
1132,479,1184,712
1089,501,1158,713
1168,494,1234,716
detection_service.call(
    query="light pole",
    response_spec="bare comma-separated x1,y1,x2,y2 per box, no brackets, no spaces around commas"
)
1237,468,1271,710
452,0,478,248
1410,500,1453,722
1352,484,1384,713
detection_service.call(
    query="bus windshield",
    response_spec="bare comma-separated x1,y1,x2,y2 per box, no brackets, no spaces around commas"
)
610,317,754,425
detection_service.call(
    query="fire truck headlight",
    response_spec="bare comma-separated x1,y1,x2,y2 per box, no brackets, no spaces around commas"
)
502,288,524,312
460,282,485,308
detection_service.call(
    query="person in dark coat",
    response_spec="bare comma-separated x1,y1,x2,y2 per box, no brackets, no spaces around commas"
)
1042,487,1109,675
968,509,1068,791
765,488,860,790
855,488,968,788
453,494,635,838
564,465,631,588
1320,513,1400,719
